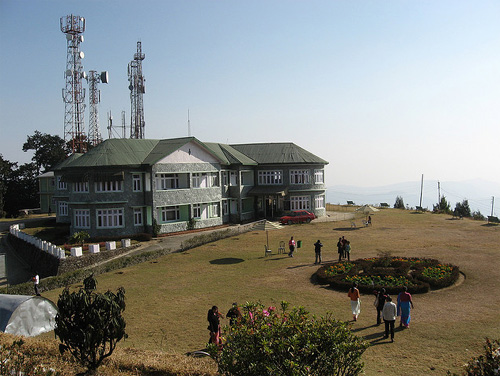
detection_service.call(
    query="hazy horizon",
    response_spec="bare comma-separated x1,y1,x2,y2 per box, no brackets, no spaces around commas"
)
327,178,500,216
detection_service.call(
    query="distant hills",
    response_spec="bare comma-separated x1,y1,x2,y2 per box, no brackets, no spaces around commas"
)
326,179,500,216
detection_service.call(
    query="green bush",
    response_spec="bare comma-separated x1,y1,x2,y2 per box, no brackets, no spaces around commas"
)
209,301,368,376
54,275,127,374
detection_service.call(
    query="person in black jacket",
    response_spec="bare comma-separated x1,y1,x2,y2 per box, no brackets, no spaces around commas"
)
207,306,223,345
314,240,323,264
373,288,388,325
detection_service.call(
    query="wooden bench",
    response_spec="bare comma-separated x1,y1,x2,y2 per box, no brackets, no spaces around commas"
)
380,203,389,208
347,200,355,205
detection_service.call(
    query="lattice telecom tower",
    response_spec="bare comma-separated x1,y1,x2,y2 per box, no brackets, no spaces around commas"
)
128,41,146,139
60,15,87,153
87,70,109,146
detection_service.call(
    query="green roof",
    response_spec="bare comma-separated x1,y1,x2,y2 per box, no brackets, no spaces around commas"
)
52,153,84,170
57,138,327,170
230,143,328,165
67,139,160,167
203,143,257,166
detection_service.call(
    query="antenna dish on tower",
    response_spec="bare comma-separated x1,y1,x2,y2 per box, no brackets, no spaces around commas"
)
100,71,108,84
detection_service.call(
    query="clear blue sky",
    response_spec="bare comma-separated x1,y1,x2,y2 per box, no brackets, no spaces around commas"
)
1,0,500,189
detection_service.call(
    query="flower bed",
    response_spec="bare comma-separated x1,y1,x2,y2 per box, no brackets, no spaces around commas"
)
314,256,459,294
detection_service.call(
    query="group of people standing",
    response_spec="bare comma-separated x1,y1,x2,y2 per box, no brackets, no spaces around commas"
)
348,283,415,342
207,303,242,346
337,236,351,261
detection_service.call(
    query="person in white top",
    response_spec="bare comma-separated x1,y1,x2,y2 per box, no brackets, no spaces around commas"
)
32,273,40,296
382,296,397,342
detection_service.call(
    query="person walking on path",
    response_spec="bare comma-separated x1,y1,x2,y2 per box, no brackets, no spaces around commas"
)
337,237,343,262
347,282,361,321
288,236,296,257
314,240,323,264
397,286,414,328
207,306,223,346
382,296,397,342
373,288,388,325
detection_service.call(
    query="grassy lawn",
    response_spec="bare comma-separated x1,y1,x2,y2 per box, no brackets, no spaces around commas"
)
39,209,500,375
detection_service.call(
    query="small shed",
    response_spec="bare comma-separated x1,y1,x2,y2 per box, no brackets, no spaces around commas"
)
0,294,58,337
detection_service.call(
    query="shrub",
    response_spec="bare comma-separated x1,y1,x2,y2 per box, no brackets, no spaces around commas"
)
394,196,405,209
472,211,486,221
454,199,471,218
448,338,500,376
54,275,127,374
209,301,368,376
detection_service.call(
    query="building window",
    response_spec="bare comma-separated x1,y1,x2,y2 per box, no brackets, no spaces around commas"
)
160,206,180,222
258,170,283,185
57,176,67,190
210,202,220,218
222,171,229,186
156,173,178,190
193,204,202,218
133,208,143,226
314,169,324,184
74,209,90,228
290,170,310,185
230,171,237,186
222,200,228,216
192,173,204,188
133,174,142,192
58,201,68,216
73,181,89,193
290,196,310,210
95,181,123,192
96,208,124,228
208,172,219,187
315,194,325,209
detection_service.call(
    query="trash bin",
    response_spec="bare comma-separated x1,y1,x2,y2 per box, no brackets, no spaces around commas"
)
297,240,302,248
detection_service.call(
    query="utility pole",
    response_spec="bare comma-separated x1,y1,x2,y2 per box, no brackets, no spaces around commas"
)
492,196,495,217
419,174,424,209
438,181,441,205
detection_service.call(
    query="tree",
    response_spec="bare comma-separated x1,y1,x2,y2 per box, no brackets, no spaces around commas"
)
0,154,16,216
3,162,39,216
54,275,127,374
23,131,67,174
209,301,368,376
454,199,471,218
433,196,451,214
394,195,405,209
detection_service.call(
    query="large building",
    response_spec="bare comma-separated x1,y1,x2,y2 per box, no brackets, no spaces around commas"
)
52,137,328,237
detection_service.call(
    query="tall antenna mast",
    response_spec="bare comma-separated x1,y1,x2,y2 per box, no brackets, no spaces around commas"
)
88,70,108,147
61,14,87,153
121,111,127,139
128,41,146,139
188,109,191,137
